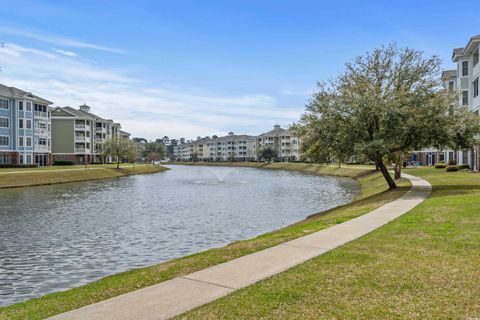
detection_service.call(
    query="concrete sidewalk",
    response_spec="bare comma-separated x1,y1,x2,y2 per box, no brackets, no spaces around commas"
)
49,173,431,320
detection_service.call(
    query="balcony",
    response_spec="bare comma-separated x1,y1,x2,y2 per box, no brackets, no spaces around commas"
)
75,148,86,153
35,145,49,152
95,127,106,132
35,128,48,135
95,137,104,142
75,136,87,142
75,124,86,129
34,111,48,118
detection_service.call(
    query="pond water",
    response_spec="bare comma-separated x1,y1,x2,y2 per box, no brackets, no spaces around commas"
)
0,165,358,306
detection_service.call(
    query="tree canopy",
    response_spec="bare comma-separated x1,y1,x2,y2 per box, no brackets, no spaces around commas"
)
297,44,480,189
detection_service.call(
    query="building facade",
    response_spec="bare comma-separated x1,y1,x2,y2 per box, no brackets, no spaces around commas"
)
0,84,52,166
411,35,480,170
173,125,301,162
51,104,128,164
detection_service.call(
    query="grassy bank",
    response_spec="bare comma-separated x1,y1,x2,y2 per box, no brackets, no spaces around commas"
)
0,164,167,188
0,164,410,320
179,167,480,319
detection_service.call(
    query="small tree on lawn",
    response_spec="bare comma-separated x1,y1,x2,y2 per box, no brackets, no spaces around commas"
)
103,138,131,169
297,44,480,189
144,142,165,163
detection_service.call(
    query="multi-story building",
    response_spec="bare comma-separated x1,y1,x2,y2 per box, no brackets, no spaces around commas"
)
411,35,480,170
173,125,300,162
51,104,126,164
0,83,52,166
257,125,301,161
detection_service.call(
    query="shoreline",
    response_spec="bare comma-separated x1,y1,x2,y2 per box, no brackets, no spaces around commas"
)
0,163,410,320
0,164,168,189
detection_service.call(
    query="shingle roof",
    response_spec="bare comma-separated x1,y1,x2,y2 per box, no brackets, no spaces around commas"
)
0,83,52,104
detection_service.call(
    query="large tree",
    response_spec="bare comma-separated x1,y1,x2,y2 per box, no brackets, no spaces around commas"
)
297,44,480,189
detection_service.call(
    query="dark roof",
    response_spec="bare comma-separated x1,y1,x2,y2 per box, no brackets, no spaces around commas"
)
0,83,52,104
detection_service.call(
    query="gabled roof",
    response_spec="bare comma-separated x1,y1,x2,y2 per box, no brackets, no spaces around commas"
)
452,35,480,62
0,83,52,104
259,125,287,137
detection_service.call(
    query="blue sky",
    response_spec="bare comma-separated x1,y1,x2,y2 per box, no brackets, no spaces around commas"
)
0,0,479,140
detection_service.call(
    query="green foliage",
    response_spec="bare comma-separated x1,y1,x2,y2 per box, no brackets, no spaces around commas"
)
53,160,74,166
296,43,480,189
144,142,165,161
103,138,137,168
458,164,470,170
446,165,459,172
258,147,277,162
434,163,447,169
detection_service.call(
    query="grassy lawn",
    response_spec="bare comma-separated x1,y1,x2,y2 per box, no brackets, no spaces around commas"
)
0,164,167,188
0,164,410,320
179,167,480,319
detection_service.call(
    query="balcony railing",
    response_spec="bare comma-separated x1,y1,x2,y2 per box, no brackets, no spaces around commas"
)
35,145,49,152
75,148,86,153
75,124,86,129
75,136,86,142
34,111,48,118
35,128,48,135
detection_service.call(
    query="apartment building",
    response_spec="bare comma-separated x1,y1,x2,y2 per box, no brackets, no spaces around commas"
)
51,104,127,164
0,83,52,166
257,125,301,162
174,125,300,162
411,35,480,169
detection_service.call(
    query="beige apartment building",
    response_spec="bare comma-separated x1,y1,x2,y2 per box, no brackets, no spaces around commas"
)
257,125,301,162
51,104,128,164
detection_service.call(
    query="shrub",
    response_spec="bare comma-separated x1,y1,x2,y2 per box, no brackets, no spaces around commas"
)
446,165,459,172
448,160,457,165
434,163,447,169
458,164,470,170
53,160,74,166
0,164,38,168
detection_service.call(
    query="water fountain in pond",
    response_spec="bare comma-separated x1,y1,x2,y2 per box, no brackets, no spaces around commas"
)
194,168,247,184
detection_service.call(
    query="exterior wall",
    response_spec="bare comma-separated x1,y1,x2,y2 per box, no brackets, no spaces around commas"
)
52,119,75,153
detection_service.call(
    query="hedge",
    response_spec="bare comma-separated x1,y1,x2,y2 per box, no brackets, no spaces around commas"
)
53,160,75,166
434,163,447,169
0,164,38,168
446,165,460,172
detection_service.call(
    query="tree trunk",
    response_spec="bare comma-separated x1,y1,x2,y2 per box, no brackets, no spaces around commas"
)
394,153,403,180
377,157,397,189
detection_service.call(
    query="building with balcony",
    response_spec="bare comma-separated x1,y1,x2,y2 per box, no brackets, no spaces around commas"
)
51,104,126,164
411,35,480,169
0,83,52,166
257,125,301,162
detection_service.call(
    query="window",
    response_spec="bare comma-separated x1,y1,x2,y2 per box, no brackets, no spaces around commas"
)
462,91,469,106
26,155,32,164
19,137,24,147
38,138,47,145
474,77,479,98
474,48,479,67
0,117,9,128
0,136,9,146
448,81,454,92
19,119,24,128
26,119,32,129
0,99,8,110
26,102,32,112
19,155,23,164
18,101,23,111
462,61,469,77
0,154,10,164
26,137,32,147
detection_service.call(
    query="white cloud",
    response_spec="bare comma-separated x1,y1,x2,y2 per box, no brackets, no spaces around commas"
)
0,42,303,140
0,26,124,53
54,49,77,57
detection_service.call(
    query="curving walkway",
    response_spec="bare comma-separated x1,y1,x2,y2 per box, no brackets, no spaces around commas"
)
49,173,431,320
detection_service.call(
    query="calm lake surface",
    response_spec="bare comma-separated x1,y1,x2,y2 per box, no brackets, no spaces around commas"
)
0,165,358,306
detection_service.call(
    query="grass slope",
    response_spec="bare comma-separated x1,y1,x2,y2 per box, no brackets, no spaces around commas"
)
179,167,480,319
0,164,409,320
0,164,167,188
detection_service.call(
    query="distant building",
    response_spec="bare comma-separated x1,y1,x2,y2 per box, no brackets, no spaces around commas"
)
0,83,52,166
51,104,125,164
173,125,301,162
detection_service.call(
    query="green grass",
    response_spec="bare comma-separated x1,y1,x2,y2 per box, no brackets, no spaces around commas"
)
0,164,167,188
0,164,410,320
178,167,480,319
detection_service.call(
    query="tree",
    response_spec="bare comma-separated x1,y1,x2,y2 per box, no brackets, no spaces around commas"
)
297,44,480,189
145,142,165,162
258,147,277,162
103,138,135,168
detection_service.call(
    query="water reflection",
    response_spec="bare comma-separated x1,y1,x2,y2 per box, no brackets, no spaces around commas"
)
0,165,358,306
